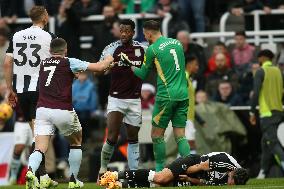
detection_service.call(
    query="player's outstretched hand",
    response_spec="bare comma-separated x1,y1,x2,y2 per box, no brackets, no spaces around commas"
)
104,55,114,64
7,89,17,107
120,52,132,66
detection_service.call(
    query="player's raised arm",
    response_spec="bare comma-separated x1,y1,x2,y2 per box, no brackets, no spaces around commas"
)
132,46,155,80
88,55,114,72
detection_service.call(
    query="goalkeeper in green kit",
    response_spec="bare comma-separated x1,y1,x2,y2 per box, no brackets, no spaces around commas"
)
123,20,190,171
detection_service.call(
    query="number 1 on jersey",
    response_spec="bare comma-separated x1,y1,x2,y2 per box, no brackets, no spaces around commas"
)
44,66,56,86
170,49,180,71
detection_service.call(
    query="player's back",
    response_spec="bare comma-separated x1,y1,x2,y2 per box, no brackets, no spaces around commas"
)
151,36,188,101
10,26,54,93
37,57,74,111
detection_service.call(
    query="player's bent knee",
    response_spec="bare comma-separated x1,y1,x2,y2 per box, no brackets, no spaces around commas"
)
67,131,82,146
14,144,26,156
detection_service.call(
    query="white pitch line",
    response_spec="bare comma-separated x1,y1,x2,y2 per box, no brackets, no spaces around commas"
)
234,186,284,189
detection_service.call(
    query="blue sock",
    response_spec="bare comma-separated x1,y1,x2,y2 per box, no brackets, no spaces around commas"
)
68,147,82,179
28,151,43,173
127,141,139,170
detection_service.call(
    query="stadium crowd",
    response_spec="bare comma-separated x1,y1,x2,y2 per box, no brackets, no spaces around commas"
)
0,0,284,185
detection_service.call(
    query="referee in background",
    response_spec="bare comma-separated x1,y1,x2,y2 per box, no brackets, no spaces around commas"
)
250,49,284,178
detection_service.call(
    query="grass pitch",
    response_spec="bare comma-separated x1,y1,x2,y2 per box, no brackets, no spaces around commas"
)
1,178,284,189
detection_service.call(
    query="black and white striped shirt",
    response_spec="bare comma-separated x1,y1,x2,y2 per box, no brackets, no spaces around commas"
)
201,152,241,185
6,26,56,93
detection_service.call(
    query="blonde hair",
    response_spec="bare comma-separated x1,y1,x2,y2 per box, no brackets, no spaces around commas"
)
29,6,47,23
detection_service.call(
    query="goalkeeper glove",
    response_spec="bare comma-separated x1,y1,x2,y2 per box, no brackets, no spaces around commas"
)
120,52,133,66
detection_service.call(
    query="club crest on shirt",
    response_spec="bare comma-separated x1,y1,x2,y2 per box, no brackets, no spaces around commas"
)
135,49,141,57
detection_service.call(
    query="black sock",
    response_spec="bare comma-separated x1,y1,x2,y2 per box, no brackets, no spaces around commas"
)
118,169,150,182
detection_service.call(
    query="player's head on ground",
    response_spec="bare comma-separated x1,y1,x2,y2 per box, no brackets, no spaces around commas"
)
50,38,67,56
185,55,199,74
119,19,135,45
228,168,249,185
142,20,161,44
257,49,274,65
29,6,49,27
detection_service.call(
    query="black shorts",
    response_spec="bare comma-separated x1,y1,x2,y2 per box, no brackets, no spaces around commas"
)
17,91,39,122
167,154,201,179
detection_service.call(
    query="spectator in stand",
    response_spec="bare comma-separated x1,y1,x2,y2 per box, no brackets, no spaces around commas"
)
141,83,155,110
72,72,97,143
176,30,206,90
206,53,239,97
92,5,118,61
213,80,244,106
122,0,156,14
74,0,102,17
232,31,256,76
56,0,81,58
238,62,260,105
0,27,10,81
277,44,284,75
3,0,46,18
206,41,232,76
0,0,18,24
229,0,270,30
260,0,284,30
177,0,206,32
148,0,189,38
110,0,125,14
111,20,121,39
92,5,118,110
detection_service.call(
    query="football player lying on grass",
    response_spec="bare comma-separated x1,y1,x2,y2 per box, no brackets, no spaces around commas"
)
99,152,249,189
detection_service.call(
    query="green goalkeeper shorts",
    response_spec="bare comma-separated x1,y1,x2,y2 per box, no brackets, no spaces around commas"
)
152,99,188,129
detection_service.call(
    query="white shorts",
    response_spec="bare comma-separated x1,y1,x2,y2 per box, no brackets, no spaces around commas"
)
14,122,33,145
185,120,196,141
34,107,82,136
107,96,142,127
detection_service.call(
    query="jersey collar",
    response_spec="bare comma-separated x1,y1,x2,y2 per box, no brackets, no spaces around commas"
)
262,60,272,68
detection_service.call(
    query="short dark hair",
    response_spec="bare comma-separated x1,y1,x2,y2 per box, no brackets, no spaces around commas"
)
186,55,198,64
257,49,274,60
29,6,47,23
50,38,67,54
143,20,160,31
235,31,246,37
233,168,249,185
120,19,135,31
215,41,226,48
218,79,231,87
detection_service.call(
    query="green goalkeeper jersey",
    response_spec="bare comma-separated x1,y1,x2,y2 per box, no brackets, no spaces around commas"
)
134,36,188,101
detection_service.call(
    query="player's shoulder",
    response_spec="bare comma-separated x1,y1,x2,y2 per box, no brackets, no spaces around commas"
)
14,27,55,40
132,40,147,51
104,40,122,51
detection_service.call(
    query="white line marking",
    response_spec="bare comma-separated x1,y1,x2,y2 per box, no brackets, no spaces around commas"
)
234,186,284,189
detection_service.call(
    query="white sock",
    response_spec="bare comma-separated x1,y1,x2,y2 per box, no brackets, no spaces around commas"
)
10,157,21,179
127,142,139,170
148,170,156,182
68,148,82,179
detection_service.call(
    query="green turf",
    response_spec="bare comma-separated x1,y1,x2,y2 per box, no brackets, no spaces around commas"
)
1,178,284,189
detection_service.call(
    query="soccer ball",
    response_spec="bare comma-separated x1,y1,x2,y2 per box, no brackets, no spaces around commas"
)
0,103,13,121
